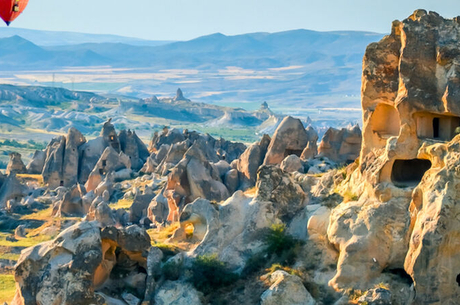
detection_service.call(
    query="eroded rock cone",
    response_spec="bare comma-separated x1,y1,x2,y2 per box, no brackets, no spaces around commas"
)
6,152,26,175
263,116,308,165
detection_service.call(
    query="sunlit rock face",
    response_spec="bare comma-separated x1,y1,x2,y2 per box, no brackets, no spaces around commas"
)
328,10,460,304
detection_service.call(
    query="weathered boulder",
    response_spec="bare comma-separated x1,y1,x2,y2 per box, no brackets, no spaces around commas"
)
85,147,131,192
129,193,156,224
12,221,103,305
224,169,239,194
149,128,185,152
255,165,307,221
26,150,46,174
101,118,120,152
119,129,149,171
41,136,66,188
63,127,86,187
52,183,87,217
12,222,151,305
0,174,28,209
236,134,270,189
6,152,26,175
260,270,315,305
263,116,308,165
318,125,362,163
154,281,203,305
280,154,304,173
300,126,319,160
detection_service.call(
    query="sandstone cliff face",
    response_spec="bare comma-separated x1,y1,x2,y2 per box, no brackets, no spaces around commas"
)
328,10,460,304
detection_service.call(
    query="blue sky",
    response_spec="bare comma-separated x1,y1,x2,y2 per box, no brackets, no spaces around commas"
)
8,0,459,41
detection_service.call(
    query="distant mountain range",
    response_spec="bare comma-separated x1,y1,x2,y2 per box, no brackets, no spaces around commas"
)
0,27,172,46
0,29,383,70
0,27,385,118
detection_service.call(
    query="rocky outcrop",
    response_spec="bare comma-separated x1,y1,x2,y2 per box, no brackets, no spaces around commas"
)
0,174,28,209
85,147,131,192
12,222,150,305
41,136,66,188
63,127,86,187
169,165,308,269
26,150,46,174
158,142,230,222
300,126,319,160
323,10,460,304
318,125,361,163
119,129,149,171
263,116,308,165
154,281,203,305
6,152,26,175
52,183,87,217
260,270,315,305
236,134,270,189
41,128,87,188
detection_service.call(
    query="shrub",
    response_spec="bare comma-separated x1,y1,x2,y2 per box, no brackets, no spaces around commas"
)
265,224,302,265
190,254,239,294
267,263,303,277
162,260,182,281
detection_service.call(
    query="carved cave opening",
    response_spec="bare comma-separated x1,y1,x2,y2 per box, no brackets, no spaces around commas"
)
415,113,460,141
391,159,431,187
371,103,400,139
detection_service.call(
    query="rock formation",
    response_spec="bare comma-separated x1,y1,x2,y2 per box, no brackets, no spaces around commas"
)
263,116,308,165
325,10,460,304
12,222,151,305
26,150,46,174
6,152,26,175
300,126,319,160
235,134,271,189
318,125,362,163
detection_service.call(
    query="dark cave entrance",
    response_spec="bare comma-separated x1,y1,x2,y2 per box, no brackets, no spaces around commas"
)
391,159,431,187
433,117,440,138
284,149,303,158
456,274,460,286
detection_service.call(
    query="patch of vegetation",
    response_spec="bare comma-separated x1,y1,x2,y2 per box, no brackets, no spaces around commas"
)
265,224,302,265
154,243,181,262
109,198,133,210
0,252,20,261
162,260,182,281
0,139,47,150
343,190,359,202
0,232,52,248
0,273,16,303
242,224,303,278
147,223,180,244
346,288,364,302
266,263,303,277
190,254,239,294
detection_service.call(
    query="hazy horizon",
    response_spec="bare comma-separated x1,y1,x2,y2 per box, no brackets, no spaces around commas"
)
4,0,458,41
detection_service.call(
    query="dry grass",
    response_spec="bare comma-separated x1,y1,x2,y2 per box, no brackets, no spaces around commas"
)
0,273,16,304
20,206,53,221
17,174,44,186
147,223,180,244
109,198,133,210
0,232,52,248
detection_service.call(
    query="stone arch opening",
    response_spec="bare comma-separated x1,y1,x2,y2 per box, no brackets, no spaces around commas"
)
456,274,460,286
371,103,400,139
415,112,460,141
391,159,431,187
